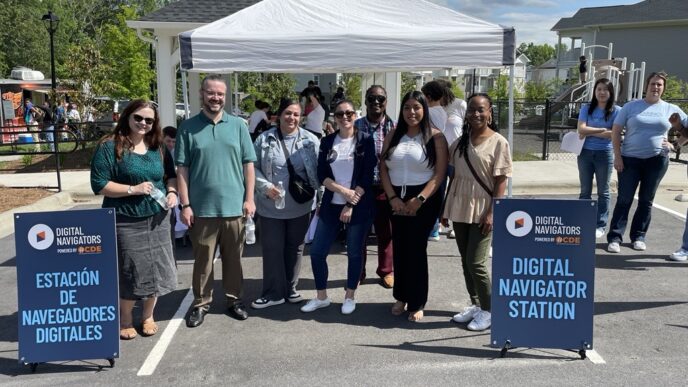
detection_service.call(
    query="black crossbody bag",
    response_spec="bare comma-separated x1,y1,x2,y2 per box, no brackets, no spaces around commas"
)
276,129,316,204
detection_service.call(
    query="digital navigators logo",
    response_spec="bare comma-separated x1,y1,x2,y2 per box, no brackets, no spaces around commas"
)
505,211,533,237
27,224,55,250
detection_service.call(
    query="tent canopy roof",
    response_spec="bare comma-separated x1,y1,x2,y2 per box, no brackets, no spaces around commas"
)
180,0,515,73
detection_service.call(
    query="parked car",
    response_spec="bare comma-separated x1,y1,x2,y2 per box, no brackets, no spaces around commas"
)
176,103,188,121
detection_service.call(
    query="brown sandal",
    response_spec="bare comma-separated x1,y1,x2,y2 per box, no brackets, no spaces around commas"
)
408,310,424,322
141,319,158,336
391,301,406,316
120,327,138,340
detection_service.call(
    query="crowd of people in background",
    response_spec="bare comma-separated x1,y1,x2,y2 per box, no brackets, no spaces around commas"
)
88,70,688,341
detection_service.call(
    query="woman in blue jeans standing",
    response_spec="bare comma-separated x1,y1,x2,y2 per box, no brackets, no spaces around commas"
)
607,72,688,253
301,100,376,315
577,78,621,239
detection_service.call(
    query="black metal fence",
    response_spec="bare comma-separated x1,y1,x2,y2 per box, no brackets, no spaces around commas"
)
0,121,114,190
492,99,688,162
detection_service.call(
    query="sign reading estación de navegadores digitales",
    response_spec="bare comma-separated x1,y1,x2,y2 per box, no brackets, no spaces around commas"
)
14,208,119,364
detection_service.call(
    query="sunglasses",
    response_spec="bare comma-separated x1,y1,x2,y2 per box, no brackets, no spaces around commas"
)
334,110,356,119
132,114,155,125
366,95,386,104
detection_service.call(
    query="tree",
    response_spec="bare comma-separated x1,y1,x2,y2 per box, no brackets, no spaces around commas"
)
341,74,362,108
488,74,523,101
238,73,296,113
100,6,155,99
400,73,418,100
518,42,556,67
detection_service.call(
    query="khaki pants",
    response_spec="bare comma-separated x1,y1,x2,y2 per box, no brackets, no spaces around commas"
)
189,216,245,308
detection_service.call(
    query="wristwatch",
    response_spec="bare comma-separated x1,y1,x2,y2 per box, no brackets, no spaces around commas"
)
127,186,134,195
416,194,427,204
181,204,192,209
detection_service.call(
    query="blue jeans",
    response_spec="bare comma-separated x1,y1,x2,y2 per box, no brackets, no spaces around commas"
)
309,205,373,290
577,148,612,229
681,208,688,250
608,155,668,243
45,125,55,152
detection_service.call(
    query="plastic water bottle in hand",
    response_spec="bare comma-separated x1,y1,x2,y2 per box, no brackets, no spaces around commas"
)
245,216,256,245
275,181,286,209
149,187,169,210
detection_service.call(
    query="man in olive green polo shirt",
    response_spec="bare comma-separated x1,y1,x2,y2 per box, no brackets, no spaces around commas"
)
176,74,257,327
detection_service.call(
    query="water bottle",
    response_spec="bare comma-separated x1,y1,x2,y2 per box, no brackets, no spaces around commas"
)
245,216,256,245
275,181,286,209
149,187,169,210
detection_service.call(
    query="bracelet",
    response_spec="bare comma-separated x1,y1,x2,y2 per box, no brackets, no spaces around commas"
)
167,190,178,196
387,195,398,202
345,202,354,208
181,204,191,209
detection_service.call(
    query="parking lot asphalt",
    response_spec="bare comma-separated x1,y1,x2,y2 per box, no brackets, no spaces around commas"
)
0,193,687,386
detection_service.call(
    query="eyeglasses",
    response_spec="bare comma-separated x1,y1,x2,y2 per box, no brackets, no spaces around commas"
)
333,110,356,119
132,114,155,125
366,95,386,104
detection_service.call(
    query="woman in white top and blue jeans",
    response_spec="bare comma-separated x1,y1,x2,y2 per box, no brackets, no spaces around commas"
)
300,100,376,315
577,78,621,239
380,91,448,322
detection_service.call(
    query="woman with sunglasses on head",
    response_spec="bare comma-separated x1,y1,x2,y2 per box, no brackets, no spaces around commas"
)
301,100,376,315
576,78,621,240
443,93,511,331
90,100,178,340
354,85,396,288
251,98,320,309
380,91,448,322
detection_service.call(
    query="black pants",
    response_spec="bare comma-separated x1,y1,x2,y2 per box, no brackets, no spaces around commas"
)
391,183,442,312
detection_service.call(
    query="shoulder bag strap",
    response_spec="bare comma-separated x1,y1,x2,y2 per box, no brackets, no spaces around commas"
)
463,151,493,197
276,128,298,177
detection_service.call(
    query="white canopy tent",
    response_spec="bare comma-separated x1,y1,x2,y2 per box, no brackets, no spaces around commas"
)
179,0,517,192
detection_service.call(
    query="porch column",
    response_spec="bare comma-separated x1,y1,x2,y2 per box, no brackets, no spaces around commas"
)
155,34,176,128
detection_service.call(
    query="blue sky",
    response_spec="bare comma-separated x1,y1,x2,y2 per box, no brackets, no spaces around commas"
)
430,0,636,46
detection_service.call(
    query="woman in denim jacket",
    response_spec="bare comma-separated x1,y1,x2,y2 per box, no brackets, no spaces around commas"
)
300,100,376,315
251,98,320,309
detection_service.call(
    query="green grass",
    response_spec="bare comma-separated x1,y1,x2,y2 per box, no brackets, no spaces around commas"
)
20,154,34,167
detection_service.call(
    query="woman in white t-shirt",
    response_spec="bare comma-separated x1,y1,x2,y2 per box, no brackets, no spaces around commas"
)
248,100,271,141
380,91,448,322
304,94,326,138
300,100,377,315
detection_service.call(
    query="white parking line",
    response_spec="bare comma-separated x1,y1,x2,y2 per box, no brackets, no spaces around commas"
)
137,289,194,376
586,349,606,364
138,255,217,376
651,201,686,219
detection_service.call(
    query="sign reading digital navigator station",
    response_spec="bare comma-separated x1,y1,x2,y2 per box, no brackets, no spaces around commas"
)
491,199,596,358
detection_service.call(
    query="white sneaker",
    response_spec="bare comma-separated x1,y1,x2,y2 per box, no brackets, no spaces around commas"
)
669,248,688,261
467,310,491,331
607,242,621,253
452,305,480,323
300,297,331,313
341,298,356,314
428,235,440,241
632,241,646,251
595,228,605,238
448,229,456,239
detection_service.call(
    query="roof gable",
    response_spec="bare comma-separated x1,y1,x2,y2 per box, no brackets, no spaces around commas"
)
552,0,688,31
139,0,261,23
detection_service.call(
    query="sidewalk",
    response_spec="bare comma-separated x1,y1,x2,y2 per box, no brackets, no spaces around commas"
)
1,159,687,237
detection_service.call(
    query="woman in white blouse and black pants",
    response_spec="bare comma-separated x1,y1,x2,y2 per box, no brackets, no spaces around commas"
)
380,91,448,322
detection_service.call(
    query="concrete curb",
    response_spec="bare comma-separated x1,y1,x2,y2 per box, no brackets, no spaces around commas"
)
0,192,75,239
